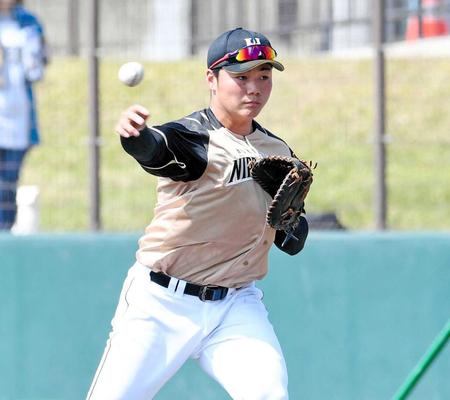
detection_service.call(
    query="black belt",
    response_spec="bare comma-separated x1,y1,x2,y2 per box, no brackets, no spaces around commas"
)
150,271,229,301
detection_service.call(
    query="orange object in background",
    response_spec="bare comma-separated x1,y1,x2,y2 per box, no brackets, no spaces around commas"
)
406,0,449,40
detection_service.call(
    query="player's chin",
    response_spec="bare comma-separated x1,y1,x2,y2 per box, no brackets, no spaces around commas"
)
240,103,264,118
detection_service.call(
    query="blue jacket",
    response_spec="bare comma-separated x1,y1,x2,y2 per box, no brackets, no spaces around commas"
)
11,5,47,146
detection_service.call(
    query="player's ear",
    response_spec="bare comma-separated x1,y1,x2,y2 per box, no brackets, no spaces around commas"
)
206,69,218,93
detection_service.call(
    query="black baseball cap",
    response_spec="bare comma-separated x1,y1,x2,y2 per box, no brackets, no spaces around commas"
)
207,27,284,73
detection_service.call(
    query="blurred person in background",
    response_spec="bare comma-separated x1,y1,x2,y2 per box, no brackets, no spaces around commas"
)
0,0,48,230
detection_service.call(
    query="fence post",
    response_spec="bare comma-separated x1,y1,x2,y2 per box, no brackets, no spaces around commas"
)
87,0,101,231
373,0,387,230
68,0,79,56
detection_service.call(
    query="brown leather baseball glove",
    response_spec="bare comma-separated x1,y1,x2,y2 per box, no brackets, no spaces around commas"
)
249,156,314,245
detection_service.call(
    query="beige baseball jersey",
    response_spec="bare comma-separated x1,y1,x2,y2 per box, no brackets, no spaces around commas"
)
124,108,295,288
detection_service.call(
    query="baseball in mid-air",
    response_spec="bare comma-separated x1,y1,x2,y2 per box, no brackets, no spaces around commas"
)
118,62,144,87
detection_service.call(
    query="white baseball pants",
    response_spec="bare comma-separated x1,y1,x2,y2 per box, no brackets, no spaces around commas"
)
87,262,288,400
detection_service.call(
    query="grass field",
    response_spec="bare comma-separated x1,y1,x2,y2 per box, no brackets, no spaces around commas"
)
20,56,450,231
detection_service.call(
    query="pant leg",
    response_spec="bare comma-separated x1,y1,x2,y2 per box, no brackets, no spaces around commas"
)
0,148,28,230
87,263,206,400
197,286,289,400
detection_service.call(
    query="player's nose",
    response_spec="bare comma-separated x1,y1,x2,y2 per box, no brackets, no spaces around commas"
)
246,80,261,96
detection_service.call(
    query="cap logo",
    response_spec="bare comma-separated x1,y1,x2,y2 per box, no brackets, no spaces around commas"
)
244,37,261,46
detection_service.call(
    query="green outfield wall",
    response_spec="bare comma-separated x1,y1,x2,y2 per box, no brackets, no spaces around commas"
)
0,232,449,400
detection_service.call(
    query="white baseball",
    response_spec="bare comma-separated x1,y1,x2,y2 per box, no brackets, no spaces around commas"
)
118,62,144,87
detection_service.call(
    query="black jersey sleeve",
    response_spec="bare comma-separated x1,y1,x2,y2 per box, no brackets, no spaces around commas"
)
274,216,309,255
120,127,169,165
120,118,210,182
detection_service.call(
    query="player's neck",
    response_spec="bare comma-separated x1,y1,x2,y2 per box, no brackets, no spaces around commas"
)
210,105,253,136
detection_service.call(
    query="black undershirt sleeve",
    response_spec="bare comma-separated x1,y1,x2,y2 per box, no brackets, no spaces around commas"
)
120,126,170,165
120,122,209,182
274,216,309,255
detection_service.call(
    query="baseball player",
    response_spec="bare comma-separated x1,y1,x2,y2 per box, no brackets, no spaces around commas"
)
87,27,309,400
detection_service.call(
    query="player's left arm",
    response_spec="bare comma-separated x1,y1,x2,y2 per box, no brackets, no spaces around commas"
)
273,145,310,255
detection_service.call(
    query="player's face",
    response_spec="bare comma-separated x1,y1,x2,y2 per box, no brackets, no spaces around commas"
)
208,64,273,125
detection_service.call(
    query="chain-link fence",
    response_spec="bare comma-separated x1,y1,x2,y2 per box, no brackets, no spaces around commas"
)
22,0,450,57
4,0,450,232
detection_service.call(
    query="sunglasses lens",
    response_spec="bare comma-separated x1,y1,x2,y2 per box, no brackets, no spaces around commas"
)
235,46,276,62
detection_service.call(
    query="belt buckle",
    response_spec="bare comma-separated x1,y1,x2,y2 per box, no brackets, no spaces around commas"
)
199,285,220,301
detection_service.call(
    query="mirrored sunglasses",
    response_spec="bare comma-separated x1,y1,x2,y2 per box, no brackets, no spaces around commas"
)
210,45,277,70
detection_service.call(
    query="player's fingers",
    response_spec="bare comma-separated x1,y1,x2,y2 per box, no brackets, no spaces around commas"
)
129,104,150,120
115,120,140,138
125,110,147,129
116,111,145,136
115,105,150,138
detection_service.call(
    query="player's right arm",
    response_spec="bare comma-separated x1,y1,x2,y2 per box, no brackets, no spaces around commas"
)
116,104,208,181
116,104,168,165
